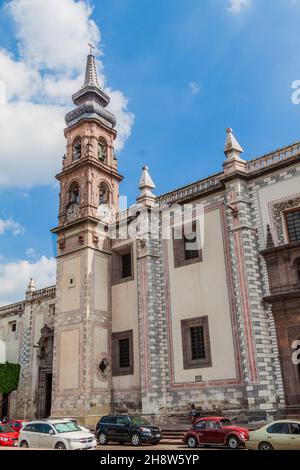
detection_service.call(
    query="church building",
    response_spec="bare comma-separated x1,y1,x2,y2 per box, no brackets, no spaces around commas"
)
1,53,300,426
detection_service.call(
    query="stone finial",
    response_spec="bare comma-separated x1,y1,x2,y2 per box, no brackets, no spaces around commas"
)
266,224,275,249
26,278,36,295
223,128,247,175
136,165,157,206
224,128,244,160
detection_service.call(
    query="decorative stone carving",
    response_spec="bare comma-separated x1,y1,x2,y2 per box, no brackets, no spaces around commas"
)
37,325,54,364
269,194,300,245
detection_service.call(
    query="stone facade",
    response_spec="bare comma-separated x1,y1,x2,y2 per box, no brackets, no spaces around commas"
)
1,56,300,425
262,240,300,407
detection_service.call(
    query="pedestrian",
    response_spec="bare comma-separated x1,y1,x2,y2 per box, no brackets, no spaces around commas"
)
189,404,200,423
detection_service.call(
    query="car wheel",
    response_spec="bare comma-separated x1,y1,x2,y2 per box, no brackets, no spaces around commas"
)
20,440,29,448
98,432,108,445
131,433,141,446
187,436,198,448
55,442,66,450
258,442,273,451
227,435,240,449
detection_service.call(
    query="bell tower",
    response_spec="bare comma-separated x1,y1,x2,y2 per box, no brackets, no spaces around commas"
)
51,51,122,425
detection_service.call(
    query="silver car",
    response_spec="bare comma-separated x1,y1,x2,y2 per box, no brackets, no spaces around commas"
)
18,419,97,450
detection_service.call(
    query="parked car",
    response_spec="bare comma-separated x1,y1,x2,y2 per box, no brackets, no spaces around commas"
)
18,419,97,450
96,415,162,446
0,424,19,447
54,418,90,434
183,417,249,449
6,419,29,433
246,420,300,450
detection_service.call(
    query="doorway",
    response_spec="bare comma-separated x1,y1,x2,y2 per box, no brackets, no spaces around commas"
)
0,393,9,420
45,373,52,418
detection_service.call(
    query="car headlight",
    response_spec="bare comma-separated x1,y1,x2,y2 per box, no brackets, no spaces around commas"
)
240,433,246,439
140,427,151,433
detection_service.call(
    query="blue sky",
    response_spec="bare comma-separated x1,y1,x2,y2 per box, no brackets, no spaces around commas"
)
0,0,300,303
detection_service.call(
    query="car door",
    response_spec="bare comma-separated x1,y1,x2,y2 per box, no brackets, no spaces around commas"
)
265,422,291,450
201,420,224,445
24,423,41,448
116,417,130,442
288,422,300,449
38,423,55,449
105,416,118,440
192,420,206,444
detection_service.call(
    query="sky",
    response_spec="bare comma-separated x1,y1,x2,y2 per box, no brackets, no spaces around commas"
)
0,0,300,303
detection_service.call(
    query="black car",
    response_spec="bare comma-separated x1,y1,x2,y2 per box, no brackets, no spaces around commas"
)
96,415,162,446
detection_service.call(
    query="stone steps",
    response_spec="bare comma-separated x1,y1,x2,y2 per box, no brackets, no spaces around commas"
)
161,429,186,445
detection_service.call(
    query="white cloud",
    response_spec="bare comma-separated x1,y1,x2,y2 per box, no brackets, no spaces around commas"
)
107,89,135,152
6,0,100,72
0,0,134,188
0,217,24,236
0,101,65,187
189,82,201,95
227,0,251,13
0,49,41,101
0,256,56,305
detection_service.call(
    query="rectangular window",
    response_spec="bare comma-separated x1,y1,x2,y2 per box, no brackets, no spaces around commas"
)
285,210,300,242
190,326,206,360
112,244,134,285
49,304,55,316
181,317,212,369
173,222,203,268
9,321,17,333
112,330,134,376
122,253,132,279
184,234,200,261
119,338,130,368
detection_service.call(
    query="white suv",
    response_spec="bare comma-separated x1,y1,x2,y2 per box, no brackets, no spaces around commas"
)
18,419,97,450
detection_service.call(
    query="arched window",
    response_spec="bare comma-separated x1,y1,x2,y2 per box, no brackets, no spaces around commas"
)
98,138,107,162
99,182,109,205
69,182,80,204
72,137,81,161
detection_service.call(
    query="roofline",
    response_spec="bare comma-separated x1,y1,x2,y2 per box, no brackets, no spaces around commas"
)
157,139,300,205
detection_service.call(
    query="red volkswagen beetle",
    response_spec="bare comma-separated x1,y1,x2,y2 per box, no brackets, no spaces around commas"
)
0,424,19,447
183,417,249,449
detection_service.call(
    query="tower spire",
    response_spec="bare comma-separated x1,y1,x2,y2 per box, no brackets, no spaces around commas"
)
84,49,100,88
66,48,116,128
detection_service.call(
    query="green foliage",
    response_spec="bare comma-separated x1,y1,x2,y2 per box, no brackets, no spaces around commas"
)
0,362,21,395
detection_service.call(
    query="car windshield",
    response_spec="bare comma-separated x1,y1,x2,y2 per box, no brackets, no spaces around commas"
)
0,425,14,434
53,422,81,433
220,419,232,427
131,416,151,426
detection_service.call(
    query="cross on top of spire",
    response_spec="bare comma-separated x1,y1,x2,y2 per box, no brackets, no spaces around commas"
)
88,42,95,55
